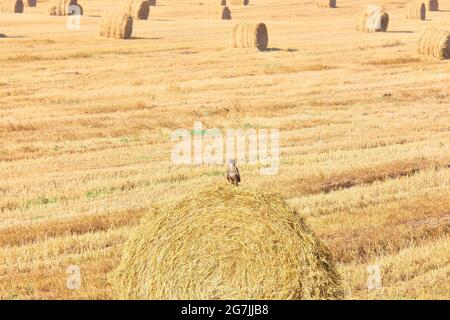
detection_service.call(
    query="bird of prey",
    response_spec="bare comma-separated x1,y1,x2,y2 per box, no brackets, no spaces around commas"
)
226,159,241,186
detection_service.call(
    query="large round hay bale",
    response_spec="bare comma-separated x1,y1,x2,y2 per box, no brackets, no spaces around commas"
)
111,184,344,300
47,0,82,16
317,0,336,8
356,5,389,33
426,0,438,11
0,0,23,13
232,22,268,51
418,27,450,59
406,1,426,20
99,7,133,39
122,0,150,20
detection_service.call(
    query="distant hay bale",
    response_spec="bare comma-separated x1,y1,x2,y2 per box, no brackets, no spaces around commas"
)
418,27,450,59
317,0,336,8
121,0,150,20
111,184,344,299
0,0,23,13
230,0,249,5
232,21,268,51
23,0,36,7
99,7,133,39
356,5,389,33
209,5,231,19
425,0,438,11
406,1,426,20
47,0,83,16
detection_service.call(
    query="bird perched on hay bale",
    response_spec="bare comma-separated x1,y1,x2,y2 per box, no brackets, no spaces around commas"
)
317,0,336,8
111,184,344,299
99,7,133,39
417,27,450,59
0,0,23,13
231,22,268,51
47,0,83,16
425,0,438,11
121,0,150,20
406,1,426,20
356,5,389,33
226,159,240,186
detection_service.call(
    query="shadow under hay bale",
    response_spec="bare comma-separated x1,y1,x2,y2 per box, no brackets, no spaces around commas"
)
99,7,133,39
47,0,83,16
23,0,36,7
111,184,344,300
122,0,150,20
0,0,23,13
418,27,450,59
317,0,336,8
426,0,438,11
356,5,389,33
232,21,268,51
406,1,426,20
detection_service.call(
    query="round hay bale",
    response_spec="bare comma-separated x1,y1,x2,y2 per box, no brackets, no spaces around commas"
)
426,0,438,11
47,0,82,16
0,0,23,13
317,0,336,8
406,1,426,20
99,7,133,39
111,184,344,300
24,0,36,7
231,21,268,51
356,5,389,33
122,0,150,20
208,4,231,19
418,27,450,59
230,0,249,5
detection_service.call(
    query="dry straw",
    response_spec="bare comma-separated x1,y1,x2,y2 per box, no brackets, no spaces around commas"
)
230,0,249,5
406,1,426,20
418,27,450,59
111,184,344,300
232,22,268,51
0,0,23,13
426,0,438,11
99,7,133,39
317,0,336,8
47,0,82,16
121,0,150,20
356,5,389,33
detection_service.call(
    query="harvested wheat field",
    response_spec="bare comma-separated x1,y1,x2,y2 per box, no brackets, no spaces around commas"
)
0,0,449,300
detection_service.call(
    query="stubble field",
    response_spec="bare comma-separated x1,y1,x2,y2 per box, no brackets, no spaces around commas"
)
0,0,449,299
